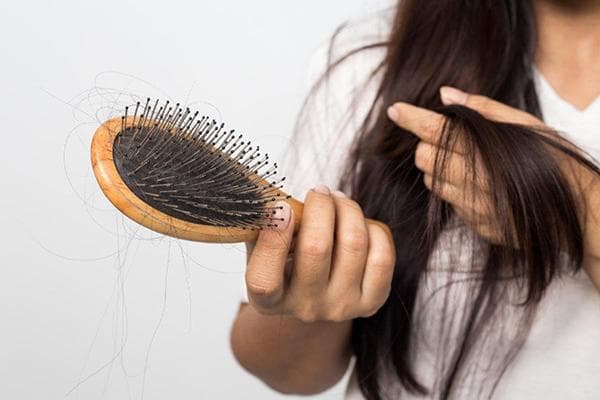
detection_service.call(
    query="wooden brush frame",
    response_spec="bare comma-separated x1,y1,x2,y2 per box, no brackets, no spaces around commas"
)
91,116,304,243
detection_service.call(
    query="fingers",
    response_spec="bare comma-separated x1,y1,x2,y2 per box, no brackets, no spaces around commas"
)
291,186,336,295
387,88,544,251
387,102,467,154
423,173,508,245
387,102,446,145
440,86,542,126
360,222,395,316
387,88,543,151
246,185,396,323
423,174,492,218
453,206,504,244
245,202,294,310
415,141,489,189
328,191,369,294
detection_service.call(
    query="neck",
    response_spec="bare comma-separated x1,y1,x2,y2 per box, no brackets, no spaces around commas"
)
534,0,600,109
535,0,600,61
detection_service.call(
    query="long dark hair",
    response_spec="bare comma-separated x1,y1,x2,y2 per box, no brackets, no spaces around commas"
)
298,1,600,399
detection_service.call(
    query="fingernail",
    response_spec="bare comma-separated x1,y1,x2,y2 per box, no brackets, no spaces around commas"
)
270,201,291,231
440,86,468,105
313,185,330,195
387,105,399,121
332,190,347,198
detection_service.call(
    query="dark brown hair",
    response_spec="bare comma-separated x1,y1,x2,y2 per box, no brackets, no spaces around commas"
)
300,0,600,398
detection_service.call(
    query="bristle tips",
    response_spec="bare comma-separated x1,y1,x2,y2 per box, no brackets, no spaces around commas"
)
113,98,289,229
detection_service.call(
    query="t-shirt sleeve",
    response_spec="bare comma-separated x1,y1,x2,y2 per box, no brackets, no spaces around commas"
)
279,30,385,200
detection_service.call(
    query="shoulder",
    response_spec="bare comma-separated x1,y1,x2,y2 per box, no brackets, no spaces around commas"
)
306,10,393,96
282,12,393,198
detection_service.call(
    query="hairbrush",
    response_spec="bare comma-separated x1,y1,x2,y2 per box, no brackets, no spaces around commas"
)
91,98,384,243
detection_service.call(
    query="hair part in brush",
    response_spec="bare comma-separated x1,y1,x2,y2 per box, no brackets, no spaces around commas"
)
91,98,304,243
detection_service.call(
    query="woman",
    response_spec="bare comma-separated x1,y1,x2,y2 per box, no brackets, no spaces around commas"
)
230,1,600,399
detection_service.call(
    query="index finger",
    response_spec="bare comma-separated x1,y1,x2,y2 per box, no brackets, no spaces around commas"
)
388,102,470,155
387,102,446,145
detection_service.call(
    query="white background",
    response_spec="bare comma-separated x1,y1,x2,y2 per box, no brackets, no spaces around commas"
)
0,1,390,399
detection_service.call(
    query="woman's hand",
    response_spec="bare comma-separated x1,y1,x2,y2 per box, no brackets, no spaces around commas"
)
386,86,546,244
233,187,393,393
245,186,395,323
386,86,600,288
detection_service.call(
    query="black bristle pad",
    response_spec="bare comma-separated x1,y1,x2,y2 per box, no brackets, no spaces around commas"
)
112,103,285,229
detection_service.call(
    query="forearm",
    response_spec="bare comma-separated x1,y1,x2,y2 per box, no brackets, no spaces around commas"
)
230,303,352,395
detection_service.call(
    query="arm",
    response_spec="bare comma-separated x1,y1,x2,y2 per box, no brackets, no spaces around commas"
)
230,187,395,394
231,304,352,394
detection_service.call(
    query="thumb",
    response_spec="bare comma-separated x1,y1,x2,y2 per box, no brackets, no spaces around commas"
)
440,86,541,126
245,201,294,310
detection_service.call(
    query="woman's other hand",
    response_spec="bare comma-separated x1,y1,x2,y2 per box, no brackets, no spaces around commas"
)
386,87,600,287
245,186,395,323
387,87,545,245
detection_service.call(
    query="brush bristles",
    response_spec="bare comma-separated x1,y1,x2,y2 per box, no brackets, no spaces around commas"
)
112,98,289,230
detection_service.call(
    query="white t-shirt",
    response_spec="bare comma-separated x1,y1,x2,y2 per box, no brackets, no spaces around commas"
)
280,13,600,400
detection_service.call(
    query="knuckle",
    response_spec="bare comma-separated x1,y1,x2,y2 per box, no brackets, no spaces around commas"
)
337,197,362,211
300,237,330,259
328,307,352,323
423,173,433,189
415,142,433,172
328,299,361,322
369,247,396,270
339,228,368,255
371,252,395,271
328,314,346,323
298,313,318,324
306,188,335,208
295,303,321,323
